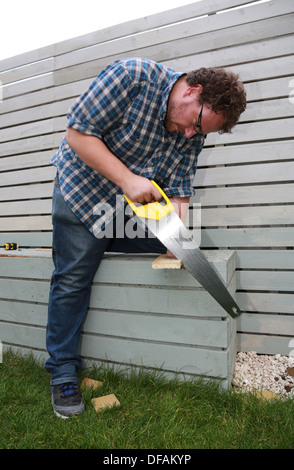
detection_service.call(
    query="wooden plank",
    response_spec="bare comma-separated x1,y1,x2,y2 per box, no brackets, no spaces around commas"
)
0,151,53,172
0,323,46,351
201,205,294,227
205,118,294,146
237,292,294,314
3,73,54,100
229,55,294,82
0,167,56,187
166,34,294,74
152,254,182,269
0,250,234,287
245,76,293,102
0,183,53,202
197,141,294,167
83,308,231,349
192,184,294,207
0,278,49,303
0,216,52,231
238,313,294,336
236,250,294,270
0,298,230,350
0,199,51,216
52,0,257,56
54,16,294,86
89,284,224,317
236,271,294,292
0,256,52,280
0,135,57,157
0,44,54,74
199,227,294,248
0,321,232,378
0,57,54,86
0,299,47,326
194,162,294,187
0,232,52,247
0,87,56,115
237,333,293,356
0,119,54,143
54,3,294,71
79,334,231,378
1,99,73,128
0,0,253,72
239,98,294,123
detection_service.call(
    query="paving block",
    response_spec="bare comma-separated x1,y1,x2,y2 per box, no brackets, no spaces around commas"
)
91,394,120,412
81,377,103,390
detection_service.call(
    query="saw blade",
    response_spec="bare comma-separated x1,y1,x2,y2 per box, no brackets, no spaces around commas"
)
144,211,241,318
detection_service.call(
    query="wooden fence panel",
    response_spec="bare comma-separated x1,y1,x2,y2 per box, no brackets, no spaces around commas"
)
0,0,293,358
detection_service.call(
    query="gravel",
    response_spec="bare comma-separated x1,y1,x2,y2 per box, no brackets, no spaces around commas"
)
232,351,294,399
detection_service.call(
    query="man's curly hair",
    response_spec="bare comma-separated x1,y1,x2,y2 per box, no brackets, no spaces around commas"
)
186,67,247,133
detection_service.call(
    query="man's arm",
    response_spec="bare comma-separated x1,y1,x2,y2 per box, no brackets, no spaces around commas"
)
65,128,162,204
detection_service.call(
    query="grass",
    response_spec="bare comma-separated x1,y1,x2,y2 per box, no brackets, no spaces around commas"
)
1,350,294,449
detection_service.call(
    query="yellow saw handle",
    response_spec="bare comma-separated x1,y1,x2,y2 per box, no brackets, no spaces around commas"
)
124,180,175,220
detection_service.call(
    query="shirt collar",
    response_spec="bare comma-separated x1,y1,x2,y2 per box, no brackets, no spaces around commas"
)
160,72,184,121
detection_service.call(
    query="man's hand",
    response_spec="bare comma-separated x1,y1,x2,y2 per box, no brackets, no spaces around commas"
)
121,174,162,204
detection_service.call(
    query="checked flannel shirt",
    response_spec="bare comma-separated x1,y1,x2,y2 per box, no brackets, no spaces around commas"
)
50,58,205,237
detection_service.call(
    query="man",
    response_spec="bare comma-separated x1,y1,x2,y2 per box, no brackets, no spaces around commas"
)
46,57,246,418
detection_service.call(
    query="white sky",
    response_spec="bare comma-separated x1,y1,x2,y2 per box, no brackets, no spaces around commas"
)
0,0,198,61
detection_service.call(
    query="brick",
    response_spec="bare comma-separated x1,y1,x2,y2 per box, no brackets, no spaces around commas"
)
81,377,103,391
91,394,120,412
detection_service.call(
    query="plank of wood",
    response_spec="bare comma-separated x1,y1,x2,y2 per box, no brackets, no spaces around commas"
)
91,394,120,412
80,378,103,390
152,254,182,269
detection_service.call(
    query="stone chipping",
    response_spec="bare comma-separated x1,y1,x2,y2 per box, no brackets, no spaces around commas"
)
232,351,294,399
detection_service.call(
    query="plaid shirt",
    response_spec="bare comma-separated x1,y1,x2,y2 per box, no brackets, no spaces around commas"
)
50,58,205,236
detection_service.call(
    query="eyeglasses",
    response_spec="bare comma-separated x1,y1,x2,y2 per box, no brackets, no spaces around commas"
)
193,103,207,140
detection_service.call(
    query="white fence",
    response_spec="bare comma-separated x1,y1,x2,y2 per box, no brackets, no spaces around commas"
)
0,0,293,357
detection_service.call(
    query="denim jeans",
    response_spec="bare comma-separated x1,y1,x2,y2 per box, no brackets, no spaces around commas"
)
45,180,165,385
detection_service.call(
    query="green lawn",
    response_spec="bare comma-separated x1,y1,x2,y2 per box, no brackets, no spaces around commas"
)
1,350,294,449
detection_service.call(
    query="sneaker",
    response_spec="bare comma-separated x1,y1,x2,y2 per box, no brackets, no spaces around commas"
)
51,382,85,419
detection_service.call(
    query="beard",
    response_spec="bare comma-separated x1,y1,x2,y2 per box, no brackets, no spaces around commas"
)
164,102,187,134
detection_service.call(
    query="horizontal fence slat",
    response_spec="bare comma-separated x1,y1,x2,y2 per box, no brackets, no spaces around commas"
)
166,34,294,74
194,161,294,187
237,271,294,292
201,205,294,227
237,333,293,356
0,199,51,216
0,232,52,247
237,292,294,314
0,216,52,231
0,183,54,202
0,167,56,187
54,3,294,71
200,227,294,248
198,141,294,167
239,313,294,336
192,184,294,207
236,249,294,270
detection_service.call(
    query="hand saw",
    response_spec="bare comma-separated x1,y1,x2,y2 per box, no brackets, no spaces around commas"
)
124,180,241,318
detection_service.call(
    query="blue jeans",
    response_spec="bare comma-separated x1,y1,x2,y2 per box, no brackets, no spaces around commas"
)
45,180,165,385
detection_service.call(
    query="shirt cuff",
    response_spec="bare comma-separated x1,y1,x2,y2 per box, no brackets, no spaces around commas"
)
163,187,195,198
67,119,103,140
